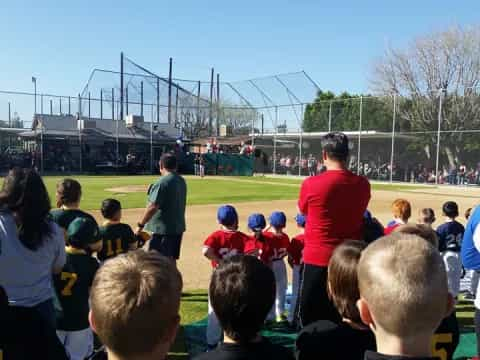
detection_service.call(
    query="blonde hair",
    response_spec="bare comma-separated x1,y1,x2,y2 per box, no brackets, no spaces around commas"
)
358,233,448,337
90,250,182,358
391,199,411,222
394,223,439,249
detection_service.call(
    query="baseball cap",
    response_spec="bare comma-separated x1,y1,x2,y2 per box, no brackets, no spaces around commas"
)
269,211,287,228
217,205,238,226
295,214,306,227
248,213,266,232
67,217,100,248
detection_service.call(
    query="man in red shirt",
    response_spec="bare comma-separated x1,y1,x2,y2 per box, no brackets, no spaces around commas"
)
298,132,370,327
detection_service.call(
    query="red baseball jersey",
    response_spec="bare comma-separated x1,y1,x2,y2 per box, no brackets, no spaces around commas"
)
288,233,305,265
203,230,250,268
249,232,290,263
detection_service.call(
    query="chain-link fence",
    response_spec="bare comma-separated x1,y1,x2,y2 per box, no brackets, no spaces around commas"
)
0,53,479,182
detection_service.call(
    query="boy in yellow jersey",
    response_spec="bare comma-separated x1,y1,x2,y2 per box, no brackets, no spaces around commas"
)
54,217,102,360
97,199,139,262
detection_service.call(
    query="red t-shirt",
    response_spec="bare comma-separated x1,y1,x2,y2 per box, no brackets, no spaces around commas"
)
203,230,250,267
244,232,290,264
298,169,370,266
384,223,401,235
288,234,305,265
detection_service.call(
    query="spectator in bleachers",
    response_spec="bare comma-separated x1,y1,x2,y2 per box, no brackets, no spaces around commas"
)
0,168,66,327
295,240,375,360
89,250,182,360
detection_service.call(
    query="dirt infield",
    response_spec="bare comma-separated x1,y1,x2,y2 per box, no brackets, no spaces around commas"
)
91,185,479,290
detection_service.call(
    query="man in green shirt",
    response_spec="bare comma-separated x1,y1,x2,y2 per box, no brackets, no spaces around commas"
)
136,153,187,262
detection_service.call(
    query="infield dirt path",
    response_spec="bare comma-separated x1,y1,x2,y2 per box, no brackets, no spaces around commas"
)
90,186,479,290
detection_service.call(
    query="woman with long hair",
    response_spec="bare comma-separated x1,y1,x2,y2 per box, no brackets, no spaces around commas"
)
0,168,66,326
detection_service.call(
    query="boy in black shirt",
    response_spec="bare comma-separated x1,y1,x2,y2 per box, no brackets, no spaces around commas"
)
357,233,454,360
195,255,293,360
97,199,138,262
54,217,102,360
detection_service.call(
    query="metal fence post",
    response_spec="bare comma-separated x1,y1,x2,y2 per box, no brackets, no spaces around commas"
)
68,96,71,115
389,94,396,183
78,94,83,173
50,100,53,115
100,89,103,120
273,106,278,175
150,104,154,174
40,94,44,114
299,104,304,176
357,96,363,175
328,100,332,132
435,90,444,185
88,92,91,120
59,98,62,115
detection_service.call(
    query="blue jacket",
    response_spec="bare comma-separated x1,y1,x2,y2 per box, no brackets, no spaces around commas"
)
461,206,480,270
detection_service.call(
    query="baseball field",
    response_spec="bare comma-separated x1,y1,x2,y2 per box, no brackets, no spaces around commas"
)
42,175,480,359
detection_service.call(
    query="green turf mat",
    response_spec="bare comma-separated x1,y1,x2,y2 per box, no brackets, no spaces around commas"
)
184,319,477,359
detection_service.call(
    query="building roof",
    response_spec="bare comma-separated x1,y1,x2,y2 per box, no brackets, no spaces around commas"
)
23,114,179,142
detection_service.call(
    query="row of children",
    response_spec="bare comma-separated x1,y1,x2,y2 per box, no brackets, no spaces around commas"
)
49,179,146,360
194,227,454,360
202,205,306,349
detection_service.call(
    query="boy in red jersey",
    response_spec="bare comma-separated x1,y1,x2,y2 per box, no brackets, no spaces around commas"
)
287,214,305,326
264,211,291,322
202,205,250,350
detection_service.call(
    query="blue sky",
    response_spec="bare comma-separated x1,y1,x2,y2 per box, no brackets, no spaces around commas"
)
0,0,478,97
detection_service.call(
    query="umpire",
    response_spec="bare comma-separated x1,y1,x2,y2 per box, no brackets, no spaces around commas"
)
135,153,187,263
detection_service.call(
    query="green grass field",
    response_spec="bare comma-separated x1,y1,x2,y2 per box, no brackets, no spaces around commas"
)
41,175,427,210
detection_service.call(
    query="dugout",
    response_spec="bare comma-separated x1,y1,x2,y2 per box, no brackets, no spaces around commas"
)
18,114,179,173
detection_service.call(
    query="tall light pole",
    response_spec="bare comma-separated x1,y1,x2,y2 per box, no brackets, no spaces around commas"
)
32,77,37,114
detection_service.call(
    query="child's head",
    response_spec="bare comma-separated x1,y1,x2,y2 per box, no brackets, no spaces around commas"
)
394,223,439,249
443,201,459,219
101,198,122,222
391,199,411,223
56,178,82,208
418,208,436,226
466,207,473,220
357,233,451,341
67,217,102,252
217,205,238,230
210,255,275,343
295,214,306,229
89,251,182,360
328,240,366,324
269,211,287,231
248,213,266,240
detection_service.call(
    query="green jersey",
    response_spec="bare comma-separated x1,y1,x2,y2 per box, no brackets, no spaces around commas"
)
50,208,97,231
53,248,99,331
145,172,187,235
97,222,137,261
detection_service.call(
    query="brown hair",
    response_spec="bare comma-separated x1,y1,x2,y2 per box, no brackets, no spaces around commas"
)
358,233,448,337
394,223,439,249
391,199,411,222
328,240,366,323
418,208,436,225
90,250,182,358
56,178,82,207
